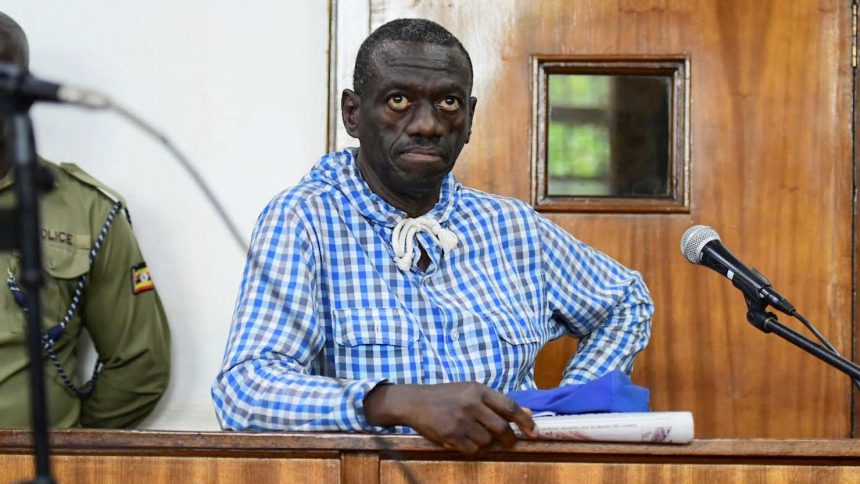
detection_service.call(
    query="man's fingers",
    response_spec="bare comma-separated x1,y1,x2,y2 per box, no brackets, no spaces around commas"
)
428,419,494,454
496,427,518,448
482,391,538,438
452,436,480,455
475,407,512,436
464,421,495,449
434,433,479,455
410,384,541,455
474,405,518,448
466,406,517,448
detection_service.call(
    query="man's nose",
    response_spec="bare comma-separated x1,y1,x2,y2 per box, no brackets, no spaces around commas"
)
406,101,444,138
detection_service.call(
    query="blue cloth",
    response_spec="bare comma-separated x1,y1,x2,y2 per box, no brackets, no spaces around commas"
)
211,148,653,432
508,370,650,415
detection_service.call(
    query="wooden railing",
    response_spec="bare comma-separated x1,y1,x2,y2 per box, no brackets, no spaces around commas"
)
2,430,859,483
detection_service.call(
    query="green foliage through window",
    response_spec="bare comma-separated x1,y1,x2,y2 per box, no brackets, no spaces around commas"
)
549,75,610,108
547,75,612,196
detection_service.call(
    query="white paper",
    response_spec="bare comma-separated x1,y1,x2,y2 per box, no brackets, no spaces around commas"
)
513,411,694,444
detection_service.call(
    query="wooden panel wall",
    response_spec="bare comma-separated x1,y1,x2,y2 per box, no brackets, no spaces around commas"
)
0,455,341,484
382,461,860,484
854,19,860,438
3,431,860,484
350,0,855,438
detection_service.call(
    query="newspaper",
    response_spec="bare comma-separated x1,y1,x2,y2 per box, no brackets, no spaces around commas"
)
513,411,694,444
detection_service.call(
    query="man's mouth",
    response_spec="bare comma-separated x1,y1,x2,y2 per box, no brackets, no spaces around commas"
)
398,148,444,164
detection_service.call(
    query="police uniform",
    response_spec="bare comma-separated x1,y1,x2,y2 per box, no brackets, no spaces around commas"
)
0,160,170,428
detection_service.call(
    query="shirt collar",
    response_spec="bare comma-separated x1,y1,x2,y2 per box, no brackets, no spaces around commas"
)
313,148,461,227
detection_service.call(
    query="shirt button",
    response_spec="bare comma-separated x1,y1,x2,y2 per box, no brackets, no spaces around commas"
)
451,329,459,341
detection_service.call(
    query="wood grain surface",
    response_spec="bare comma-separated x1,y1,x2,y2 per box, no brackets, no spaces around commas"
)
360,0,855,439
382,461,859,484
3,431,860,484
0,455,340,484
4,430,860,459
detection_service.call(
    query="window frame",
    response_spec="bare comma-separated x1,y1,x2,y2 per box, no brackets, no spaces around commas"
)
531,55,691,213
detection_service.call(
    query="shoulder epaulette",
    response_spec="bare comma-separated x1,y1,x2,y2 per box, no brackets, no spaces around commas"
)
57,162,127,207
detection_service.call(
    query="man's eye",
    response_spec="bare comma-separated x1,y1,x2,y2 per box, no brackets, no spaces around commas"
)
438,97,461,112
387,95,411,110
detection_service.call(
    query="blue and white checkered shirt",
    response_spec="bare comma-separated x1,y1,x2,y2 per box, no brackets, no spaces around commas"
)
212,149,653,432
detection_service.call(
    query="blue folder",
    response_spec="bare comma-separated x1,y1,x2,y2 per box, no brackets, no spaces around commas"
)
507,370,650,415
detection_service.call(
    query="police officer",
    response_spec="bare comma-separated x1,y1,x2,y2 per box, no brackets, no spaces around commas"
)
0,12,170,428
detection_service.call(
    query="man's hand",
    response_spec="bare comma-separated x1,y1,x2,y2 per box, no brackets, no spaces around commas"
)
363,382,538,454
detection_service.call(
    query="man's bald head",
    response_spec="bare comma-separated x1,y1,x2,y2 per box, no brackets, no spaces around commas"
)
352,18,472,97
0,11,28,68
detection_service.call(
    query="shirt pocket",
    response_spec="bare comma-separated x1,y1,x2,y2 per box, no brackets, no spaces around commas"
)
14,243,90,339
333,307,422,383
453,304,541,391
489,306,542,346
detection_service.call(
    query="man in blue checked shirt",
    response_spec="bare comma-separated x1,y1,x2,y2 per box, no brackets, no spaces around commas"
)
212,18,653,454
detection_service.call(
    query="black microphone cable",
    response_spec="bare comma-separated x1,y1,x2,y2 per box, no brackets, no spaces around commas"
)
59,87,249,254
792,310,860,391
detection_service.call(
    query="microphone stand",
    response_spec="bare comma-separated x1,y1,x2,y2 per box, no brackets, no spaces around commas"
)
744,296,860,381
0,94,56,483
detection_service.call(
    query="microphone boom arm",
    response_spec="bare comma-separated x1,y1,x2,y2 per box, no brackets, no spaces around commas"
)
743,295,860,382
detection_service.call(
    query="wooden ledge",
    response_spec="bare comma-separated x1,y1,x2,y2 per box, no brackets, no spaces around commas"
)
1,430,859,463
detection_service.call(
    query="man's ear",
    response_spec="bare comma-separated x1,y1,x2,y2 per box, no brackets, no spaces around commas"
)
341,89,361,138
464,96,478,143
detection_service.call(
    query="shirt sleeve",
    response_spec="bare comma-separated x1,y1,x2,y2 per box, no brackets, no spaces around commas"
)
211,198,386,432
537,216,653,386
79,206,171,428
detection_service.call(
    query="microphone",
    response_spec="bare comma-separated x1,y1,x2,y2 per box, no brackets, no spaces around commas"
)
0,62,109,109
680,225,795,315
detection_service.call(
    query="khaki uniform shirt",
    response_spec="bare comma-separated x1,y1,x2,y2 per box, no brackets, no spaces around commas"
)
0,160,170,428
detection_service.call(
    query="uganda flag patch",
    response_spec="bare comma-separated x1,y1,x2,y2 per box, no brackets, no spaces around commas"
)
131,262,155,295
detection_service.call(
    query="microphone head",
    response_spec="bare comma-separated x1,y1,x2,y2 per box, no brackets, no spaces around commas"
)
680,225,720,264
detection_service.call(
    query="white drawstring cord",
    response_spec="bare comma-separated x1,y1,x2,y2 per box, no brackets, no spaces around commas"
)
391,216,458,271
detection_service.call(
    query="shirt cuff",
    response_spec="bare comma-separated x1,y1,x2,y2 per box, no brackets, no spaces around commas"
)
345,378,395,432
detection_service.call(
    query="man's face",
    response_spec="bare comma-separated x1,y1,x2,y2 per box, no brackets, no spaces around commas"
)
344,41,476,199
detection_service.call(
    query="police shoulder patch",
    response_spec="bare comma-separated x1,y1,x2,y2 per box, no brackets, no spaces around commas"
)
131,262,155,295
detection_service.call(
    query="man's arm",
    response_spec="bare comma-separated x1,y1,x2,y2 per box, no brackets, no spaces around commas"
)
213,196,537,444
537,216,653,385
80,209,171,428
211,198,387,431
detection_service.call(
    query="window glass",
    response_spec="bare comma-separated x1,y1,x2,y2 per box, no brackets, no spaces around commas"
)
547,74,671,197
